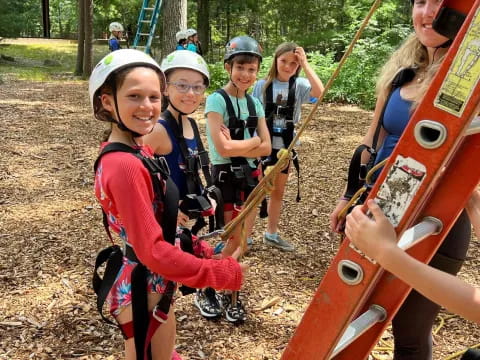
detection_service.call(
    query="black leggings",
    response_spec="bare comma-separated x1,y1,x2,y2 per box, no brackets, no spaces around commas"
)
392,210,471,360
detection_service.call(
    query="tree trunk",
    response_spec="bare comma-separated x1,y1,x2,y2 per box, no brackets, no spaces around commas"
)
41,0,51,38
197,0,209,56
75,0,85,76
160,0,187,61
83,0,94,78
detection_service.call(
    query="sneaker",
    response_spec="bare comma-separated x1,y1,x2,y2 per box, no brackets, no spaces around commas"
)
223,292,247,323
247,237,253,249
194,288,222,318
263,232,295,252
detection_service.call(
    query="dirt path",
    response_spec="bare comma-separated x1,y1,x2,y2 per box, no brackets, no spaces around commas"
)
0,79,478,359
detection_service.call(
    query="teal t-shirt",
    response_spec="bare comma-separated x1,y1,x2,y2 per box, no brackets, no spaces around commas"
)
205,91,265,167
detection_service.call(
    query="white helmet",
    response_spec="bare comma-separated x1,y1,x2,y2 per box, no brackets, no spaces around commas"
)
109,22,124,32
161,50,210,86
185,28,197,37
175,30,187,42
89,49,164,109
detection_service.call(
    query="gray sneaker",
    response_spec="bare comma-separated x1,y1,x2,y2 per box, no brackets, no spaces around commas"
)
263,232,294,252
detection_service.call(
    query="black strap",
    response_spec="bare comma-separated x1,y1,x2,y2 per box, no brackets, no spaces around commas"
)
344,67,416,199
265,77,296,147
94,142,178,245
163,111,224,231
92,245,124,325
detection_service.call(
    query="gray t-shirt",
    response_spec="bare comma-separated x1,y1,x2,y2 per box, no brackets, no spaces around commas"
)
252,77,312,149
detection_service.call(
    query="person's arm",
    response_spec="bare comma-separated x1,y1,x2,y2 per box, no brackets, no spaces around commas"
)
100,152,244,291
142,122,172,155
329,96,388,233
242,116,271,158
206,111,261,157
295,47,324,98
466,188,480,237
345,199,480,324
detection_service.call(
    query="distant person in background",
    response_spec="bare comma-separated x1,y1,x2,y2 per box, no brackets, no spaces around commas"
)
186,28,202,55
108,22,124,52
175,30,187,50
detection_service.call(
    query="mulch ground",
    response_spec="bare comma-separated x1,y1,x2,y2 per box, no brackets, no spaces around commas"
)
0,77,478,359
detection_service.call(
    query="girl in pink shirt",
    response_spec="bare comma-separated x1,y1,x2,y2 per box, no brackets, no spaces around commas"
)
89,49,246,360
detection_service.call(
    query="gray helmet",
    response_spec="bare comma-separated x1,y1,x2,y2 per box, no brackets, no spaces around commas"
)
224,35,262,63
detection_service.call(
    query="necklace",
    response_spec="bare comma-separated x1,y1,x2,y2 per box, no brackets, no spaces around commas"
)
416,69,426,83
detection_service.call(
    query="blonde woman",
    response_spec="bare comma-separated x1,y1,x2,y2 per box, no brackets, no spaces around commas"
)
330,1,472,358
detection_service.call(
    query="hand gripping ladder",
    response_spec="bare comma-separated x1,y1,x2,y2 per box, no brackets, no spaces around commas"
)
132,0,163,54
281,0,480,359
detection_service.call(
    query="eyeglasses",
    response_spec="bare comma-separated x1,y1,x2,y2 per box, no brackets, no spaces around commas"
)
168,82,206,94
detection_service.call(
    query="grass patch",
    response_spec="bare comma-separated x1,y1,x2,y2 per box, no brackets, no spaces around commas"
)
0,41,108,81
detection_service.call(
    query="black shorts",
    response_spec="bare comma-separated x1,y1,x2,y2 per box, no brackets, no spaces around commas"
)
211,164,259,204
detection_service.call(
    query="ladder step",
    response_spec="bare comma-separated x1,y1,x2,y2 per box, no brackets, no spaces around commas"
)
466,116,480,135
397,216,443,250
141,20,150,23
331,305,387,358
140,33,150,36
145,7,154,10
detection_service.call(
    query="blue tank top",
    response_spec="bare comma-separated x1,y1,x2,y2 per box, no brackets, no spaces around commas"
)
160,119,199,198
375,87,413,165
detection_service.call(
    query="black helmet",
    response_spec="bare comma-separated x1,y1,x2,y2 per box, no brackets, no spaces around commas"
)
224,35,262,63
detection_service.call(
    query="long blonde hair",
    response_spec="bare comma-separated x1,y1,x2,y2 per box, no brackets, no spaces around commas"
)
262,42,301,100
376,33,445,109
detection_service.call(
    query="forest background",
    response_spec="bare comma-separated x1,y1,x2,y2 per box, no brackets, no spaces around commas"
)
0,0,414,109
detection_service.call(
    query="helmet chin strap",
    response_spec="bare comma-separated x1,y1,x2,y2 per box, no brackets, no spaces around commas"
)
167,98,196,136
227,68,242,120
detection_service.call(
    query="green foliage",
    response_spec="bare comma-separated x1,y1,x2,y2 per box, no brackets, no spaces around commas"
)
206,29,402,109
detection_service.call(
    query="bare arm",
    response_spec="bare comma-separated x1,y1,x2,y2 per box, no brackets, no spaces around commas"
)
346,200,480,324
295,47,324,98
242,116,271,158
207,111,261,158
142,123,172,155
329,96,388,232
466,188,480,237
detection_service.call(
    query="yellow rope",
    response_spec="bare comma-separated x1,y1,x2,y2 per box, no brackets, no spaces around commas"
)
337,158,389,220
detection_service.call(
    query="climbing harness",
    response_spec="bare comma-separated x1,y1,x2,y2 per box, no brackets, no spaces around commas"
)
92,142,179,360
163,110,224,233
213,89,260,212
260,76,301,217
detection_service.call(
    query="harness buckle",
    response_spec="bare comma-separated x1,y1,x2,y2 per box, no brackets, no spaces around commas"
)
230,165,247,180
217,170,228,183
152,304,168,324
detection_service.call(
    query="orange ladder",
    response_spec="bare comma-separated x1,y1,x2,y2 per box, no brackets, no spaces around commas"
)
281,0,480,358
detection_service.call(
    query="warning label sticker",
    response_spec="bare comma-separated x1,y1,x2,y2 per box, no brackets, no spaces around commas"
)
376,155,426,227
434,7,480,117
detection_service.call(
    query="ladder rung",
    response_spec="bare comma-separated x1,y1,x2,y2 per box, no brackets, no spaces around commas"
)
331,305,387,359
466,116,480,135
145,7,154,10
140,33,150,36
397,217,443,250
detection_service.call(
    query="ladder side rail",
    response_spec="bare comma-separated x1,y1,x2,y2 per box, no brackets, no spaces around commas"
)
334,133,480,359
145,0,162,54
281,0,480,358
133,0,150,49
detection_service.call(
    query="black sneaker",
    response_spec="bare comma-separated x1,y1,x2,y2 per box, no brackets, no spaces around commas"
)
194,288,222,318
223,292,247,323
